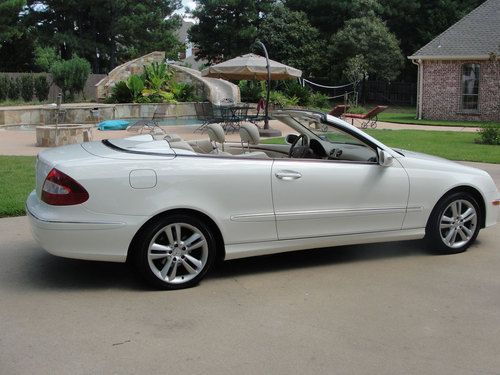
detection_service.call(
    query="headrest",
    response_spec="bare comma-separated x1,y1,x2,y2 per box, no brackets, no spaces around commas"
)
239,123,260,145
207,123,225,144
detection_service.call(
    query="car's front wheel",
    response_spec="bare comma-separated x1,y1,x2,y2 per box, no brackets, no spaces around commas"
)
133,214,216,289
426,192,481,254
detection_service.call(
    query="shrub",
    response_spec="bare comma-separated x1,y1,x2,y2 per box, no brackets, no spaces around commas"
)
50,55,91,101
239,80,262,103
126,74,145,102
34,75,50,101
282,81,311,106
171,81,201,102
20,75,34,102
268,90,299,108
0,76,9,101
308,91,330,109
110,81,132,103
34,47,60,72
476,125,500,145
7,77,21,100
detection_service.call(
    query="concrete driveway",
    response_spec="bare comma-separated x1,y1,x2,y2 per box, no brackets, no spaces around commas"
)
1,163,499,374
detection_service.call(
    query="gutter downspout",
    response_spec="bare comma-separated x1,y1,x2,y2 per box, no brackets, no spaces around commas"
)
411,59,423,119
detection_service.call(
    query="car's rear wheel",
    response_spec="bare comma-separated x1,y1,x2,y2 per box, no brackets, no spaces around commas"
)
426,192,481,254
133,214,216,289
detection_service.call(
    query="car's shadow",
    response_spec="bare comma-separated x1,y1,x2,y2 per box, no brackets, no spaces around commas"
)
210,240,428,279
7,240,432,291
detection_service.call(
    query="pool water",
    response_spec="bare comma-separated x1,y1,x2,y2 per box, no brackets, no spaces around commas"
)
1,118,203,131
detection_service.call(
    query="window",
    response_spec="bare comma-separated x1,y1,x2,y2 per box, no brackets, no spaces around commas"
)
461,63,480,111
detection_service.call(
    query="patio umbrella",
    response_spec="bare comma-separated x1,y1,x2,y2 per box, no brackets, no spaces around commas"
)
202,48,302,136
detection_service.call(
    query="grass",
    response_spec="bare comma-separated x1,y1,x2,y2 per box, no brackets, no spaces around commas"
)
262,129,500,164
377,112,500,128
0,156,36,217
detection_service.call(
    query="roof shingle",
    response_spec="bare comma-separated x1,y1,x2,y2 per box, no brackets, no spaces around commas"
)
409,0,500,59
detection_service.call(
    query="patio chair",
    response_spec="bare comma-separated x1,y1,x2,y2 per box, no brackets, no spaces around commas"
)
126,105,166,134
328,104,349,118
246,98,268,127
342,105,388,129
193,99,234,134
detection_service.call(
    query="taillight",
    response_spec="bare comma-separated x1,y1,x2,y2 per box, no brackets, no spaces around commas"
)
41,168,89,206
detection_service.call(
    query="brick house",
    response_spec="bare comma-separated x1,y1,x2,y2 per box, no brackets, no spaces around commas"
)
409,0,500,121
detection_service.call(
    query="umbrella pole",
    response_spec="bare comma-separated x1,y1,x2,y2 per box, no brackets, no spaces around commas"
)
256,41,281,137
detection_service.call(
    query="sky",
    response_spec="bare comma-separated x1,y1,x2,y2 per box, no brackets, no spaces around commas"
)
175,0,197,21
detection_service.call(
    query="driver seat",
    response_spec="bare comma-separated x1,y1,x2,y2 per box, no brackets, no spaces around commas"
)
236,123,269,159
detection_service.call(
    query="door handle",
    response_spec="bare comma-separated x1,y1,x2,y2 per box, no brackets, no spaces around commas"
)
275,170,302,180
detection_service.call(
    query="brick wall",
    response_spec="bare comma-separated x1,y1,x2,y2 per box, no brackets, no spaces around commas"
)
421,60,500,121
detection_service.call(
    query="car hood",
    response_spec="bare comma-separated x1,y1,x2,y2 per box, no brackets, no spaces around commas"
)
395,148,489,177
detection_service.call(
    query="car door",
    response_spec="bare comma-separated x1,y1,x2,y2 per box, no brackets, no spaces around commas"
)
271,158,409,240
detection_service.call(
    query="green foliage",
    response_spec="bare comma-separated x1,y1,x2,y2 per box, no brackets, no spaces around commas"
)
20,75,34,101
329,16,404,82
0,76,9,101
50,56,91,101
142,62,176,103
239,81,263,103
34,75,50,101
22,0,182,73
126,74,144,102
34,47,60,71
268,90,299,108
476,125,500,145
281,81,311,106
188,0,274,63
7,77,21,100
0,0,26,49
308,92,330,109
343,55,368,85
110,81,133,103
170,81,200,102
257,4,327,77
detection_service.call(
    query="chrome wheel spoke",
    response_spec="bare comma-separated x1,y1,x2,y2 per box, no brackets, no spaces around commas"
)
440,223,453,229
461,225,472,237
160,257,174,279
188,239,206,251
168,261,179,281
175,224,182,242
441,215,453,223
184,232,201,247
149,243,171,260
451,202,459,217
165,226,175,246
185,254,202,269
444,228,456,245
457,228,468,241
462,209,476,223
182,259,197,274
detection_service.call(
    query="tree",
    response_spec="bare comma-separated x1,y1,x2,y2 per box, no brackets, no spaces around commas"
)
257,4,327,77
329,16,404,82
284,0,381,38
188,0,275,63
50,55,91,100
0,0,26,49
24,0,183,73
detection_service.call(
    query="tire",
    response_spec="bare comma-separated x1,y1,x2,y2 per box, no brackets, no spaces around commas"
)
426,192,481,254
132,214,216,289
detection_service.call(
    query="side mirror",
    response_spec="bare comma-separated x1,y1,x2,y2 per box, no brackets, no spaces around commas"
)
285,134,299,144
378,149,394,167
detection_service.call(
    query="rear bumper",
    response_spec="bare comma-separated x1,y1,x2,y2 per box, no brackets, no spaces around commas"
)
26,191,147,262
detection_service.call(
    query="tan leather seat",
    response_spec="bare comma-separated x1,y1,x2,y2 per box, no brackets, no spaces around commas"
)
236,123,269,159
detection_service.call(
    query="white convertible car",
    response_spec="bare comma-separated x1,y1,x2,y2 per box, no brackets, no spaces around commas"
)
27,109,499,289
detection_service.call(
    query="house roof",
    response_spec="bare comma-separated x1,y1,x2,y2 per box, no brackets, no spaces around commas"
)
409,0,500,60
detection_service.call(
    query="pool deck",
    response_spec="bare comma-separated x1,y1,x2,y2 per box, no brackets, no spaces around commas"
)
0,120,480,156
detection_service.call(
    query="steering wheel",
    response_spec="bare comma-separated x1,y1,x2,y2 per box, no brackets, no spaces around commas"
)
288,134,306,158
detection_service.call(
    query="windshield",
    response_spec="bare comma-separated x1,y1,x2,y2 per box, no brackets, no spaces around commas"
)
274,110,368,147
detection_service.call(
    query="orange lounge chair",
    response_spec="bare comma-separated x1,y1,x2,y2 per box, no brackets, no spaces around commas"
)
343,105,388,129
328,104,350,118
